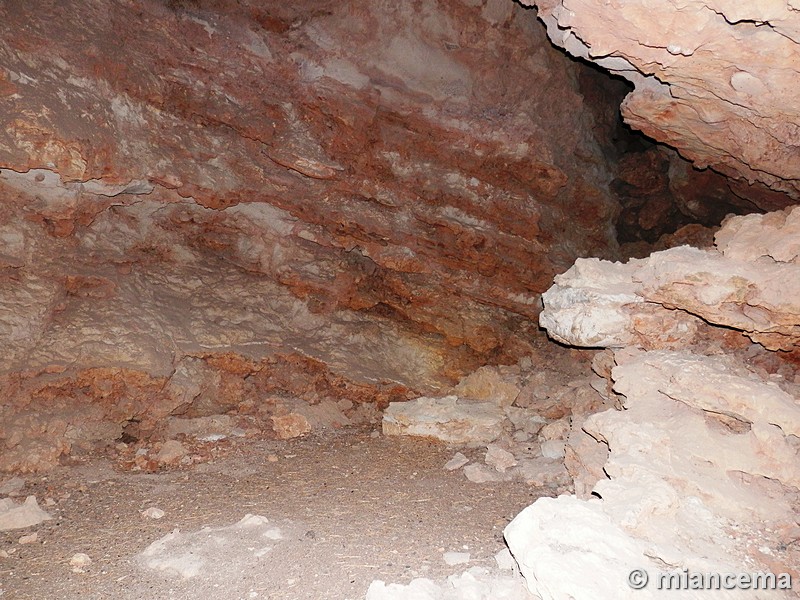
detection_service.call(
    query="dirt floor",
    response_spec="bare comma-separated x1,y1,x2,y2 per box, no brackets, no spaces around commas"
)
0,426,550,600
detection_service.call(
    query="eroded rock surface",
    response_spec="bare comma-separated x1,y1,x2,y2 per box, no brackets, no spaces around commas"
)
524,0,800,198
541,206,800,351
514,205,800,599
0,0,631,471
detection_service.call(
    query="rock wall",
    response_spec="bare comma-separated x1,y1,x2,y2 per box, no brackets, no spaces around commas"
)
524,0,800,198
508,206,800,599
0,0,629,471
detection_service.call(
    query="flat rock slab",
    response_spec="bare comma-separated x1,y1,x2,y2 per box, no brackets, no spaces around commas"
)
382,396,507,445
138,514,289,580
0,496,52,531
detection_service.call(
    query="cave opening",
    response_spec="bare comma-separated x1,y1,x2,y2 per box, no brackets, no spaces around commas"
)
0,0,798,598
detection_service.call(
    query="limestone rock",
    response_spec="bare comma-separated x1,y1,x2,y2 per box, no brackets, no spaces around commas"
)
464,463,512,484
512,205,800,599
0,496,52,531
564,421,609,499
539,258,644,348
513,457,570,488
503,407,546,436
484,444,517,473
539,440,565,460
453,367,520,407
715,206,800,265
273,398,351,431
538,418,570,441
506,347,800,599
18,532,38,545
514,374,606,420
494,548,517,572
155,440,188,466
382,396,507,445
138,514,288,580
142,507,166,520
505,496,656,600
271,414,312,441
69,553,92,567
540,209,800,351
599,349,800,519
637,246,800,351
0,477,25,496
444,453,470,472
443,551,470,566
69,553,92,573
523,0,800,198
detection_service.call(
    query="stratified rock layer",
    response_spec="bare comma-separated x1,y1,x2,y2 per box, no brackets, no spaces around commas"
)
524,0,800,198
0,0,625,471
541,206,800,351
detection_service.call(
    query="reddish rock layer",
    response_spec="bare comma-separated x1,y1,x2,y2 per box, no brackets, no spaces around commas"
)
0,0,627,469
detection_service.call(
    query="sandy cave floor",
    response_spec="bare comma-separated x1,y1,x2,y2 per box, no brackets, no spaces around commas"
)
0,426,547,600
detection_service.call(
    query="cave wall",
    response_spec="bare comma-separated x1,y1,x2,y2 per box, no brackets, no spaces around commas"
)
0,0,631,470
524,0,800,198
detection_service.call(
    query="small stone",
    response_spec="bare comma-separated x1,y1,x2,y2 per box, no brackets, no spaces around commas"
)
271,413,311,440
524,417,547,436
70,553,92,567
18,532,38,544
267,454,279,463
0,477,25,496
155,440,187,465
485,444,517,472
70,552,92,573
539,417,571,441
541,439,566,459
443,551,470,565
142,507,165,519
516,457,571,487
0,549,9,558
444,452,469,471
44,498,56,506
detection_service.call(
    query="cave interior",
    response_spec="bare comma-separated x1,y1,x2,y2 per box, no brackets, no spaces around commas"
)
0,0,798,598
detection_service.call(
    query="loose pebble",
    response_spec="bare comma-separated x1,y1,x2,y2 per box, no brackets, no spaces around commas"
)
443,452,469,471
70,553,92,573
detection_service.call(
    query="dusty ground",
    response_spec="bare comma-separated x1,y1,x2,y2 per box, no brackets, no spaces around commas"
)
0,426,549,600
